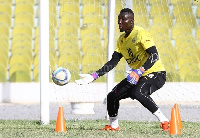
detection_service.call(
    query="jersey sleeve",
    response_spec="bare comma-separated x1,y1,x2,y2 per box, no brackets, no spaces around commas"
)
138,30,155,50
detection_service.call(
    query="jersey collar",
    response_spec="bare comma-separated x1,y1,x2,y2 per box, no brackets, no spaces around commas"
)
124,26,135,40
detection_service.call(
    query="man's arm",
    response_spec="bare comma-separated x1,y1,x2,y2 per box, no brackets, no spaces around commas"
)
75,51,123,85
96,51,123,77
142,46,159,70
126,46,159,85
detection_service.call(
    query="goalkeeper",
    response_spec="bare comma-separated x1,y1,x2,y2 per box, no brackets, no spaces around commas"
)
75,8,169,131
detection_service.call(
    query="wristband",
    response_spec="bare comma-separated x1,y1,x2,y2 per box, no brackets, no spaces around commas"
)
91,72,99,80
140,67,145,73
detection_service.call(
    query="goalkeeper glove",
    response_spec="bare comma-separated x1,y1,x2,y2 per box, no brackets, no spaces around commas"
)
75,72,99,85
126,67,145,85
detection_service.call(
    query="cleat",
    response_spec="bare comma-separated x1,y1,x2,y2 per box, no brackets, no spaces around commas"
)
161,121,170,131
100,125,120,131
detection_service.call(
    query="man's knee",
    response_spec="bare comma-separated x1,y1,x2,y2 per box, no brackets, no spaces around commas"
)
131,84,150,100
107,92,115,102
131,90,143,100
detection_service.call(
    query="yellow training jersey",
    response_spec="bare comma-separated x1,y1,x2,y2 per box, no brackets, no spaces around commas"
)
115,25,165,76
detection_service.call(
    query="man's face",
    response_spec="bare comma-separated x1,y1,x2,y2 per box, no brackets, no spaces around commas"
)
118,12,134,32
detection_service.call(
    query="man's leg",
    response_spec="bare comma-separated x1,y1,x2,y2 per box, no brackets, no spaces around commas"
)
130,72,169,131
102,79,133,130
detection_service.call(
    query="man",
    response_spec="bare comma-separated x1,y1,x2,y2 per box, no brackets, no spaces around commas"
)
75,8,169,131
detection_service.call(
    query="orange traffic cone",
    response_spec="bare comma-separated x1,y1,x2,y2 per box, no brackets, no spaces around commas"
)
174,103,183,129
169,108,181,135
55,106,66,132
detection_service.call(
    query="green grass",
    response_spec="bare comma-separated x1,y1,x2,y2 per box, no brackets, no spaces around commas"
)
0,120,199,138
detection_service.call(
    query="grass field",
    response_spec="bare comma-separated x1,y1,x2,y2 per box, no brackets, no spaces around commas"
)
0,120,199,138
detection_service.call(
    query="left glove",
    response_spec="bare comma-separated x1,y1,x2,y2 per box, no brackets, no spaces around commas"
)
126,67,145,85
75,73,99,85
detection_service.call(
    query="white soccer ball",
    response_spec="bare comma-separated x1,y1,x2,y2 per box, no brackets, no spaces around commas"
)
52,67,71,86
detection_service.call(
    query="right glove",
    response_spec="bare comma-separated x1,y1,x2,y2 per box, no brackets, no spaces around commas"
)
75,73,99,85
126,67,145,85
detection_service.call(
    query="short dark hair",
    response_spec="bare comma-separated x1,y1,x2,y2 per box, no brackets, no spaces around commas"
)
120,8,134,17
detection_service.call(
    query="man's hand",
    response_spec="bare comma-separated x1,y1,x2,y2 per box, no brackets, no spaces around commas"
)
126,67,145,85
75,73,99,85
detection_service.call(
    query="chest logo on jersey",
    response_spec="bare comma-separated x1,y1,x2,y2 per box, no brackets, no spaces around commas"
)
126,48,141,64
132,38,135,43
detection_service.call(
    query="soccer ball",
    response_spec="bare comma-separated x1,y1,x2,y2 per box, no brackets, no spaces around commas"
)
52,67,71,86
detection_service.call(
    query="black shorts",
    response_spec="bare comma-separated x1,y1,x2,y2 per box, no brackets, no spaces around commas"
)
110,71,166,99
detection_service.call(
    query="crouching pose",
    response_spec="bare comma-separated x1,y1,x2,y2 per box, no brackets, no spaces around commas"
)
75,8,169,131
